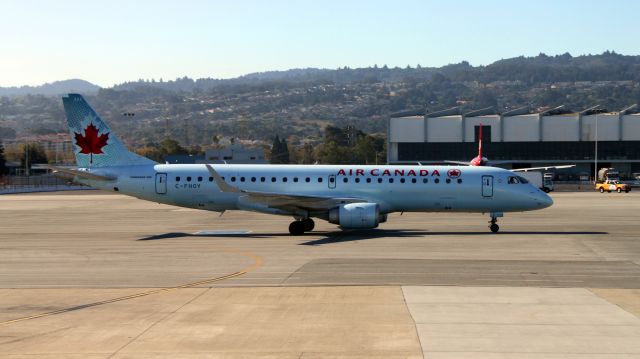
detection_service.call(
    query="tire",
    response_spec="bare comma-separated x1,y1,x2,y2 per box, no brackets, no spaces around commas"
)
490,223,499,233
617,188,622,193
599,188,604,193
288,221,305,236
543,188,550,193
303,218,315,232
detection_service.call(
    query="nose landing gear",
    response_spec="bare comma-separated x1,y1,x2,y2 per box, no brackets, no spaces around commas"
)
488,212,503,233
289,218,315,235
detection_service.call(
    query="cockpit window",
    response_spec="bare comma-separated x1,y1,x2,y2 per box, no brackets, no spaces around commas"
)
508,176,520,184
517,176,529,184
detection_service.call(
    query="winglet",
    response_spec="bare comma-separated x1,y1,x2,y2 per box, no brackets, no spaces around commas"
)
205,165,240,193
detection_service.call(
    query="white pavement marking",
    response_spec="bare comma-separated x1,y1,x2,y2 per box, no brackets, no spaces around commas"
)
402,286,640,358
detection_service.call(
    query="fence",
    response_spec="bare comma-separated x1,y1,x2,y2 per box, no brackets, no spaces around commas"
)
0,174,93,194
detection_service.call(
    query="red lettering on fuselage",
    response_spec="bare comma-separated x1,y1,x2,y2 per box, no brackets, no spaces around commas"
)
356,169,364,176
420,169,429,176
408,169,416,176
382,169,391,176
371,169,379,176
337,169,346,176
394,169,404,176
432,169,440,176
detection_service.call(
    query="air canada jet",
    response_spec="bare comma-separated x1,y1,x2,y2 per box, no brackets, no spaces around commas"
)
51,94,553,234
446,123,575,172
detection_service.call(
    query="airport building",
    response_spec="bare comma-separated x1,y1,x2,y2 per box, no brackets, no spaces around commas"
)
388,104,640,179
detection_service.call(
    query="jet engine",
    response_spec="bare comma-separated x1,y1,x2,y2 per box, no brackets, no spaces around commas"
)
328,202,386,229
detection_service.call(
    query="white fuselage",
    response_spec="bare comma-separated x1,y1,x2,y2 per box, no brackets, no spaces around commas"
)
80,164,553,216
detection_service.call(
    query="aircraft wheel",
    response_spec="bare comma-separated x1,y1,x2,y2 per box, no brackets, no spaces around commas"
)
303,218,315,232
490,223,499,233
289,221,305,236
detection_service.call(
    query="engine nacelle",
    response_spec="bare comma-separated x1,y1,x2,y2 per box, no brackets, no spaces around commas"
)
328,202,382,229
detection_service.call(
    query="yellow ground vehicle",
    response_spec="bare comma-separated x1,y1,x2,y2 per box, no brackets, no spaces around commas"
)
595,180,631,193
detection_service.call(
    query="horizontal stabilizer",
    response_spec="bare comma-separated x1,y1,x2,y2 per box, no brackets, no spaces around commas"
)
48,165,116,181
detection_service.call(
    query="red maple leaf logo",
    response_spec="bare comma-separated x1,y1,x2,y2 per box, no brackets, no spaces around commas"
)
447,169,461,178
74,123,109,164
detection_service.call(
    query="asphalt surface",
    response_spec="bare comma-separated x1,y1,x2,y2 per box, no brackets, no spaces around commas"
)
1,191,639,358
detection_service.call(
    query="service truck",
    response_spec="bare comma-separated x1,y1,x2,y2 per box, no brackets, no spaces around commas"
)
519,171,553,193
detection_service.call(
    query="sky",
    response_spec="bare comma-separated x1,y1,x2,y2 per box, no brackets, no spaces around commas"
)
1,0,639,87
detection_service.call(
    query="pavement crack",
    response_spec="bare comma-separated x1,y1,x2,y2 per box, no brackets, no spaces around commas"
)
106,287,210,359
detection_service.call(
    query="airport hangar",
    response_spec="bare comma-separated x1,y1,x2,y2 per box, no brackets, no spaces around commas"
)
387,104,640,180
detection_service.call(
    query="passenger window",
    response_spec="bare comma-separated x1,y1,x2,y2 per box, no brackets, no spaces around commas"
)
271,177,276,182
434,178,439,184
305,177,310,183
355,178,360,183
209,177,213,182
329,177,335,183
389,178,394,183
446,178,451,184
176,176,181,182
318,178,323,183
187,176,192,182
412,178,417,183
377,178,383,183
293,177,298,183
457,179,462,184
261,177,266,182
423,178,428,183
240,177,245,182
198,176,203,182
343,178,348,183
251,177,256,182
231,177,236,182
366,178,372,183
400,178,405,183
282,177,287,182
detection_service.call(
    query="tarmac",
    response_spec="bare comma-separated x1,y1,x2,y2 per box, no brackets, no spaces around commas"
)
1,191,639,358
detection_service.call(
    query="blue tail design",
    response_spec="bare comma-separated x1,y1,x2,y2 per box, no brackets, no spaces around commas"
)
62,94,155,168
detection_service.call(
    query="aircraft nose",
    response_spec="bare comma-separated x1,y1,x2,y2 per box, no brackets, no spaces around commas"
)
535,191,554,208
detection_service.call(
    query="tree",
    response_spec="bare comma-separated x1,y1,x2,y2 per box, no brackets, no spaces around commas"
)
270,135,290,164
19,143,48,169
160,137,188,156
0,143,7,176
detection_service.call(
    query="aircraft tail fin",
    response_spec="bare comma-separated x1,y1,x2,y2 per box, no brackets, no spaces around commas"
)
62,94,155,168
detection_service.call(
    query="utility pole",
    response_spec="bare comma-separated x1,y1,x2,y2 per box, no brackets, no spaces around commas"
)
25,142,29,177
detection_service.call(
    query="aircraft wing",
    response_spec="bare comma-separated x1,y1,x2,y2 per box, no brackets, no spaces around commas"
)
442,160,471,166
48,165,116,181
511,165,576,172
205,165,367,211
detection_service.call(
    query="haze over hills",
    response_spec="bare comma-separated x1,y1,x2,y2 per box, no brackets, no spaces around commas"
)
3,52,640,96
1,51,640,159
0,79,101,97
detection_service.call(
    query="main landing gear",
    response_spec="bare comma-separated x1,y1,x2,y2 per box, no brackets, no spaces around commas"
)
289,218,315,235
488,212,503,233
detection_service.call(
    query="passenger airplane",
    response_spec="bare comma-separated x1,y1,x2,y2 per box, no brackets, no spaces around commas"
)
51,94,553,234
447,123,575,172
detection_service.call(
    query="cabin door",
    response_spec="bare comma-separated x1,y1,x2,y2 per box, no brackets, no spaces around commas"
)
328,174,336,189
155,173,167,194
481,175,493,197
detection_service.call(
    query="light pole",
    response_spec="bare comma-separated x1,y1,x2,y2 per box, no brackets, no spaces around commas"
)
594,110,599,183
